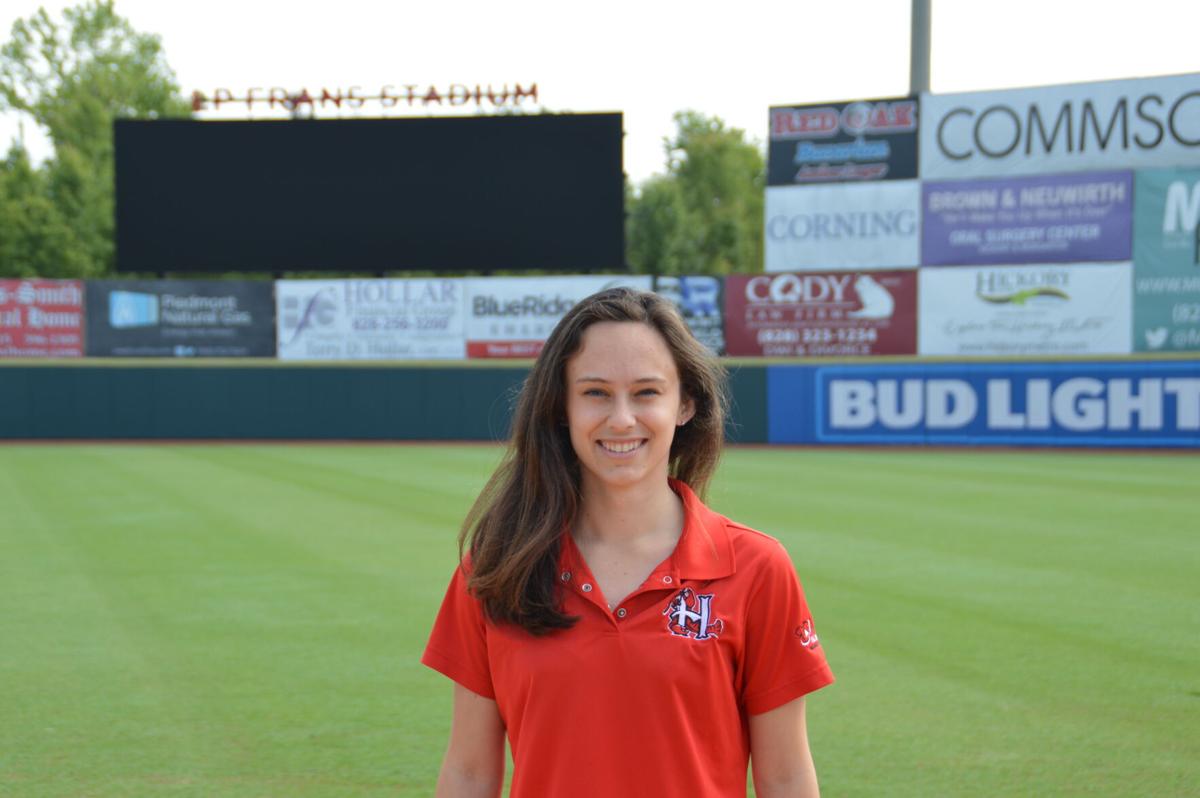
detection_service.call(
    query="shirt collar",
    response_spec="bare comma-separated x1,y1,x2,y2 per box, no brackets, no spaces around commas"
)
669,478,735,580
557,479,735,582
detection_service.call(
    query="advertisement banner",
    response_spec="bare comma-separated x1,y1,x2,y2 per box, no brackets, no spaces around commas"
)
725,271,917,357
920,73,1200,179
767,361,1200,447
0,279,84,357
922,171,1132,265
767,97,918,185
1133,169,1200,352
85,280,275,357
918,263,1132,356
653,275,725,355
765,181,920,271
276,278,465,360
464,275,651,358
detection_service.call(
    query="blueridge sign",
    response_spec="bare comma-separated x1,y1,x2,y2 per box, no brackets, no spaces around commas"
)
920,73,1200,179
921,171,1132,265
1132,168,1200,353
464,276,651,358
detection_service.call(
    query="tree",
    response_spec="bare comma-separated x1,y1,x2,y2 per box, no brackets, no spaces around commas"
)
627,111,764,275
0,0,190,277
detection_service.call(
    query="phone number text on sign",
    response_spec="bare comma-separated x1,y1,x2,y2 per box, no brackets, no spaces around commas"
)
725,272,917,357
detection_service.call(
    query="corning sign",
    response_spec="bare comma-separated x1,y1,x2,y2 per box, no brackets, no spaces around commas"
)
920,73,1200,178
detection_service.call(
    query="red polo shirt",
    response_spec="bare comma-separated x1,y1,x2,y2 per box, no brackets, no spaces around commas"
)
422,479,834,797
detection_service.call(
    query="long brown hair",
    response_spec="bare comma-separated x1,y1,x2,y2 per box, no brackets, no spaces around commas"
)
459,286,729,635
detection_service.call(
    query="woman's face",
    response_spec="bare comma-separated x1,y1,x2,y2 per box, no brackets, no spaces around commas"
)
564,321,694,494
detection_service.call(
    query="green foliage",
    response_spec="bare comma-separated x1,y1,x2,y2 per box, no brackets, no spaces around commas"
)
0,0,190,278
628,111,765,276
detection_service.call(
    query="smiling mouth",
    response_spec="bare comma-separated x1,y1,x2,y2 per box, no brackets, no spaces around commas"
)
598,440,645,454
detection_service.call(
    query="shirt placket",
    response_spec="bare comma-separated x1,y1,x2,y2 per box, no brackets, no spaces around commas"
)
558,557,684,627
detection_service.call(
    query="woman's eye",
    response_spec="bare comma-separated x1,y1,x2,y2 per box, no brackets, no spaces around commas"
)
637,389,661,397
584,388,607,397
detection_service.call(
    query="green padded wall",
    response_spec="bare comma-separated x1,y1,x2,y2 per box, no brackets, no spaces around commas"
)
0,364,768,443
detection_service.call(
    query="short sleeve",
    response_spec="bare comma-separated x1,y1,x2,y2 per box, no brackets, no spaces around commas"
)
421,566,496,700
741,541,834,715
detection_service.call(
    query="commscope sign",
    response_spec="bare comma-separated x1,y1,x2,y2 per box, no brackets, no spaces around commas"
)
766,362,1200,447
920,72,1200,179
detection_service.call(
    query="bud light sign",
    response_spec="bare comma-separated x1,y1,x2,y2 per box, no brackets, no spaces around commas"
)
767,361,1200,447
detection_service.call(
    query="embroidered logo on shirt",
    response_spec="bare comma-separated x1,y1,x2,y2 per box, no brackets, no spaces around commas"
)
663,587,723,641
795,618,820,650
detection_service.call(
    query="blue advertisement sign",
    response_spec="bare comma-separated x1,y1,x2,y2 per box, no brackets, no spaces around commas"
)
922,171,1132,265
768,361,1200,447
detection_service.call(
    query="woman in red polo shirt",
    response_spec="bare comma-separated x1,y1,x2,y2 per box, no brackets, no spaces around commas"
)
423,287,834,797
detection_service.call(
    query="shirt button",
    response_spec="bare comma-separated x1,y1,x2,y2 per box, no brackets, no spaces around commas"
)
662,575,673,584
581,583,593,592
616,608,627,618
560,571,571,582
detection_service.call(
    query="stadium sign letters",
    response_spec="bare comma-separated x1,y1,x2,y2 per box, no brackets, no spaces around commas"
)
192,83,539,112
920,73,1200,178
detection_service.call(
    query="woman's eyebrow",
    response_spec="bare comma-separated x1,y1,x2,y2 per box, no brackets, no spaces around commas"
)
574,376,667,384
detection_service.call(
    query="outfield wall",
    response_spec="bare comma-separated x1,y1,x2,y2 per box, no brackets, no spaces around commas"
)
0,364,769,443
3,360,1196,447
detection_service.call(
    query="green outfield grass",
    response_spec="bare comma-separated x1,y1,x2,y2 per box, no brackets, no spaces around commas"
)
0,444,1196,797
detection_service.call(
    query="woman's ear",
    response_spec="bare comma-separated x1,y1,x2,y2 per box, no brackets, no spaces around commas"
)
677,396,696,426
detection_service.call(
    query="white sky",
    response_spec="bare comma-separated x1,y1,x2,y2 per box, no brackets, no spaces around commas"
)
2,0,1200,185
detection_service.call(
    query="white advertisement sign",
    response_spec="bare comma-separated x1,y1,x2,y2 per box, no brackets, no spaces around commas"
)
921,73,1200,179
765,181,920,271
918,263,1132,356
276,278,466,360
465,275,652,358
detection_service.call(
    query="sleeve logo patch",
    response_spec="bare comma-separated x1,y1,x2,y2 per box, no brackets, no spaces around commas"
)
795,619,820,650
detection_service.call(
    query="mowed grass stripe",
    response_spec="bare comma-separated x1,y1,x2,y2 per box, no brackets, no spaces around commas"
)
712,449,1199,796
0,445,1196,796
